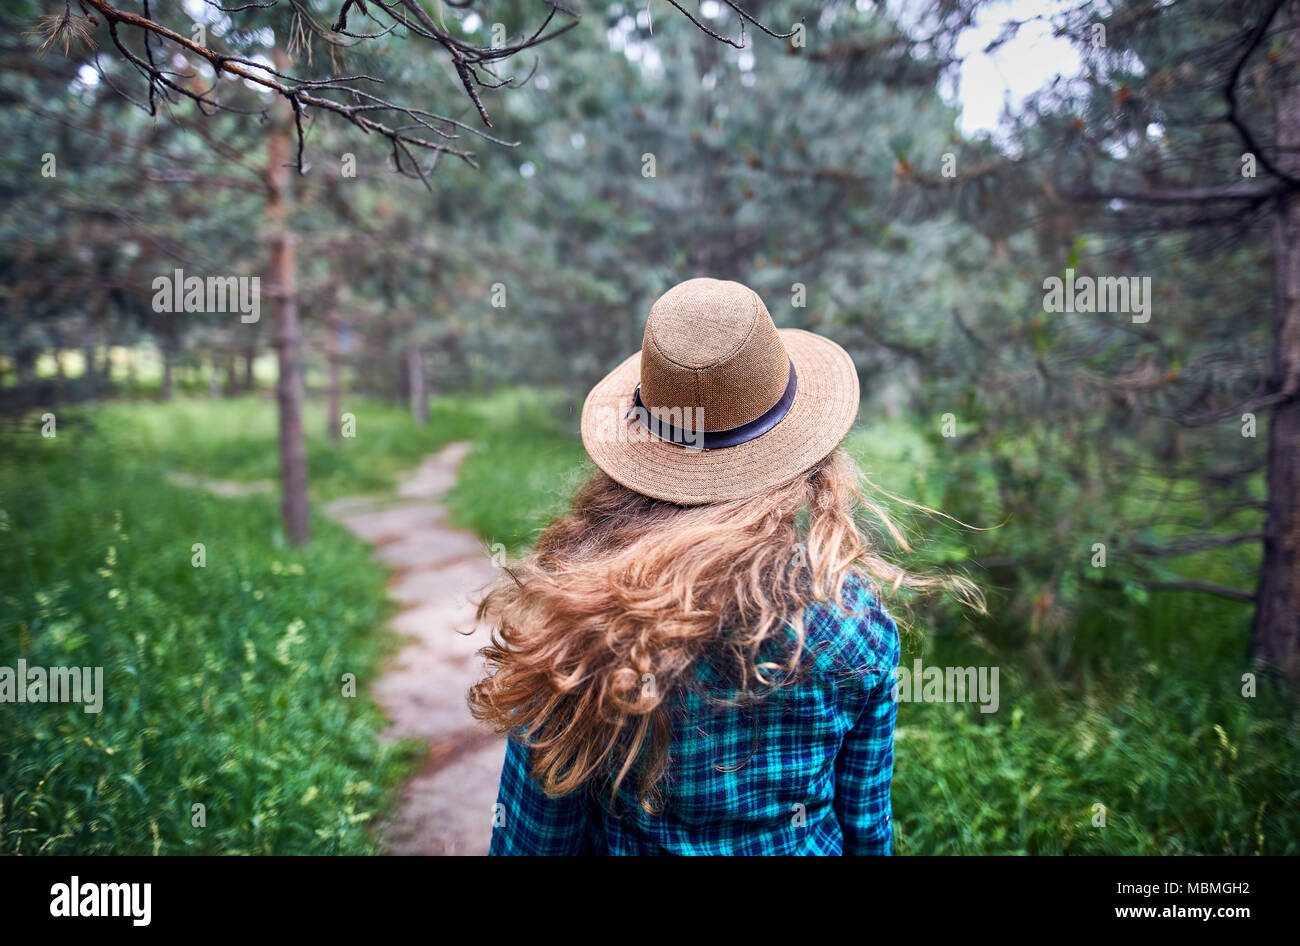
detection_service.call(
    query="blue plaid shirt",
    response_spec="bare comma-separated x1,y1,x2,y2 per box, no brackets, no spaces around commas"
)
490,574,901,856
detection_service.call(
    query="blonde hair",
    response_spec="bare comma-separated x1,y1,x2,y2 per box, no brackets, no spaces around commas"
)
468,448,982,810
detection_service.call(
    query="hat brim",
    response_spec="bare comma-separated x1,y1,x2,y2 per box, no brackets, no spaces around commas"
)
580,329,860,505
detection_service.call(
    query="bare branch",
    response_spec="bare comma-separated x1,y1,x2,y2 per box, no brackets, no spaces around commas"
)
62,0,799,182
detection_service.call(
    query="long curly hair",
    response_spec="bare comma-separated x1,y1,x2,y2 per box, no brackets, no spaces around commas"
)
468,447,982,811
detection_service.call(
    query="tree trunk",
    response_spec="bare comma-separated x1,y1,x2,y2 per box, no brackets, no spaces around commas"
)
98,330,111,386
162,342,174,401
408,347,428,426
327,313,342,440
81,314,96,399
267,44,310,545
53,339,66,395
244,343,256,391
1254,1,1300,683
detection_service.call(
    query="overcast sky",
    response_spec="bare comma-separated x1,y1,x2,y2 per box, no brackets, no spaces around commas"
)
949,0,1081,135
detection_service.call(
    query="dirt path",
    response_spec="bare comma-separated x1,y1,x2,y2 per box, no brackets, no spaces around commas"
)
323,443,505,856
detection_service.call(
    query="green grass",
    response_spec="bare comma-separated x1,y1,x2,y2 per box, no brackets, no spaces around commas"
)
0,404,421,854
890,588,1299,854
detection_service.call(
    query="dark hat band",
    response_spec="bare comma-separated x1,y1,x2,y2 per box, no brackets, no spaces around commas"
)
629,359,798,451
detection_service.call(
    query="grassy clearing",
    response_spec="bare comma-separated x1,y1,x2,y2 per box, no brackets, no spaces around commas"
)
0,403,423,854
92,395,484,500
0,388,582,855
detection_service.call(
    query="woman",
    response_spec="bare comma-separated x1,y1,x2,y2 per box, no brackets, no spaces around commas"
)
470,277,977,855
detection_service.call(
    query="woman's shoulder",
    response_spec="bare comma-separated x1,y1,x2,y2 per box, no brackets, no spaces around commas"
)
799,572,901,679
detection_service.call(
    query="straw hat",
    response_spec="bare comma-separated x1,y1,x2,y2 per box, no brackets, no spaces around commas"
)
580,277,859,505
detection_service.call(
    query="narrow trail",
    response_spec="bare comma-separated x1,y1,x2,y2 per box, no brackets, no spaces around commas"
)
323,443,504,856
